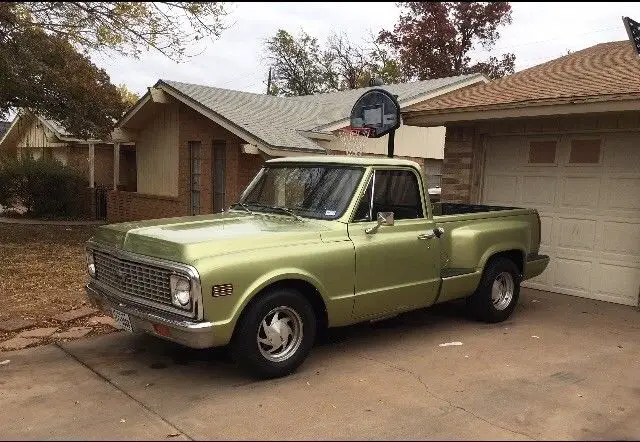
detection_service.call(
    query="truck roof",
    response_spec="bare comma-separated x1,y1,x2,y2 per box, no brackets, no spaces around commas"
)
266,155,422,168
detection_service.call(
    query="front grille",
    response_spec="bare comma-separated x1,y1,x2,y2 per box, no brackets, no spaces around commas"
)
93,250,173,307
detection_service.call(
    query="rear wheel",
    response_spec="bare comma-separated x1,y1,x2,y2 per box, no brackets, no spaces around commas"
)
468,257,521,323
231,288,316,379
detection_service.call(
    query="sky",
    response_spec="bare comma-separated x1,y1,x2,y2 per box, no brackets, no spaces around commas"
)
85,2,640,97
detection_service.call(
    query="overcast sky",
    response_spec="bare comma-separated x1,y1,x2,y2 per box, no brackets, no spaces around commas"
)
91,2,640,96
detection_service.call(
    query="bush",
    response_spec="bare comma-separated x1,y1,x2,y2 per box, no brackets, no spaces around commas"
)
0,155,90,219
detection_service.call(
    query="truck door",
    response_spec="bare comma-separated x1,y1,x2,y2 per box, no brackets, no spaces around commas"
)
348,168,442,319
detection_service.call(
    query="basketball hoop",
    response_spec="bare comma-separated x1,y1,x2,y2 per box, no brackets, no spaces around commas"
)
349,88,401,158
337,127,372,156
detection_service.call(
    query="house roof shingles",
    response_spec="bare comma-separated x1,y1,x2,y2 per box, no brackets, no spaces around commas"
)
160,74,481,152
407,41,640,115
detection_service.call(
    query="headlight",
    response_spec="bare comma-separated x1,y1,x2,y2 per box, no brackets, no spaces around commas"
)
170,274,191,308
86,250,96,278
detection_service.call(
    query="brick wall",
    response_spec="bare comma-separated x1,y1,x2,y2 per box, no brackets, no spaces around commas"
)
441,127,477,203
177,105,266,215
107,103,268,222
66,143,114,187
107,191,183,222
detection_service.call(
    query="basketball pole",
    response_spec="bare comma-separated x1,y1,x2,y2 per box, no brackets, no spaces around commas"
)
387,94,399,158
387,129,396,158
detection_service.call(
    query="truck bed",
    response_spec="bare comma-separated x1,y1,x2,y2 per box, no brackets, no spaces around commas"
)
432,202,519,216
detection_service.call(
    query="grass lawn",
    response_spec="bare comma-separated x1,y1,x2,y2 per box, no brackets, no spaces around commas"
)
0,223,115,344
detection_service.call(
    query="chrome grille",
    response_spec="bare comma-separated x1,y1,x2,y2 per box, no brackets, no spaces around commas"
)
93,250,173,306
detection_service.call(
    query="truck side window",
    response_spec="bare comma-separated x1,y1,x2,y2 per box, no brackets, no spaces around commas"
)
353,169,424,221
374,170,424,220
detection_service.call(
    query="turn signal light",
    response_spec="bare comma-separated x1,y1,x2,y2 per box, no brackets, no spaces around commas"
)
152,323,171,337
212,283,233,297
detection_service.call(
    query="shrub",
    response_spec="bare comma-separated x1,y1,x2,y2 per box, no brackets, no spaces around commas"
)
0,154,90,219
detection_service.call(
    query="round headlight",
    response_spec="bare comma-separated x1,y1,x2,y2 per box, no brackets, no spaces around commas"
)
175,289,191,306
86,251,96,278
170,275,191,308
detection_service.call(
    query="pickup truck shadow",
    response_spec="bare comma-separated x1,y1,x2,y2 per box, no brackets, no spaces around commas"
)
130,298,476,372
320,299,472,346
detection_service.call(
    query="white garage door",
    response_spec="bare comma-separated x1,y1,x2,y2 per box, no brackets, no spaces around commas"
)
481,132,640,306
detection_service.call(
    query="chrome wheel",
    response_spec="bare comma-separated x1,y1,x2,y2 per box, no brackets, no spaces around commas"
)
491,272,514,311
257,306,303,363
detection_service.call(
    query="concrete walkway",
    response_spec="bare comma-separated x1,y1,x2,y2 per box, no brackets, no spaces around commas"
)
1,289,638,440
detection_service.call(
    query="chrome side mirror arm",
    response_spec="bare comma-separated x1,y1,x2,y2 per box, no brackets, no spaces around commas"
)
365,212,394,234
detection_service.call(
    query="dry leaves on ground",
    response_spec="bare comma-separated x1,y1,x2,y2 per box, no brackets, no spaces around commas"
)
0,223,116,344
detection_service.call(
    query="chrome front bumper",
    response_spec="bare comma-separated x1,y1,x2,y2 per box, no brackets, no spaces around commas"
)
86,283,217,349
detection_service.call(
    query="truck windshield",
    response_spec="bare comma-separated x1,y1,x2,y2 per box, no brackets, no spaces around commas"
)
239,165,364,220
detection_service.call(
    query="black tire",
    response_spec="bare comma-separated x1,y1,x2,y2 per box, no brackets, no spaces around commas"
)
468,257,521,323
230,288,316,379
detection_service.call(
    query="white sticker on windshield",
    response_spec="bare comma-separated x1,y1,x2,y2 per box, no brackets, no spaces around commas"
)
325,210,337,216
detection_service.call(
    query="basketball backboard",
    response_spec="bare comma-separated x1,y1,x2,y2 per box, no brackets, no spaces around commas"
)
349,88,401,138
623,16,640,56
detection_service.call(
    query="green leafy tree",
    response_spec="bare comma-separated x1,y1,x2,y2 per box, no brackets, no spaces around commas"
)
264,30,329,96
0,2,228,138
378,2,515,80
117,84,141,109
7,2,228,61
264,30,407,96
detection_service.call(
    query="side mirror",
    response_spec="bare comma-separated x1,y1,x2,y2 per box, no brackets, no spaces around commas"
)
365,211,394,234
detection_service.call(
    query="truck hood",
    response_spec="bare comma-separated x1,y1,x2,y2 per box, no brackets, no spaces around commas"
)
90,211,343,264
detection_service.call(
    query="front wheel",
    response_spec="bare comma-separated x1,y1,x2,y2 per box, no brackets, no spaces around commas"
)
231,288,316,379
468,257,521,323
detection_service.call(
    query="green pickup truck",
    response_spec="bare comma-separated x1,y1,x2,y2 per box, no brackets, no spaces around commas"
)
85,156,549,378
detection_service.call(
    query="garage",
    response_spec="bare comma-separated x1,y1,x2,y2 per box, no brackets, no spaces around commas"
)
402,40,640,306
481,132,640,306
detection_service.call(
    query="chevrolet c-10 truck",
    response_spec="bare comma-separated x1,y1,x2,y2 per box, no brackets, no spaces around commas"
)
85,156,549,378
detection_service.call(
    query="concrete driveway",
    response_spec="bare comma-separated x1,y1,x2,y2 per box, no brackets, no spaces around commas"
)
1,288,638,440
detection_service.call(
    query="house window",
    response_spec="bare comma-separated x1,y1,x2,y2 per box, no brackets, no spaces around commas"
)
189,141,202,215
213,140,226,212
528,140,557,164
569,139,601,164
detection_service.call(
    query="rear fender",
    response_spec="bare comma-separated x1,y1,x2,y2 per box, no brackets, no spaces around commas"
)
443,219,530,271
478,245,526,275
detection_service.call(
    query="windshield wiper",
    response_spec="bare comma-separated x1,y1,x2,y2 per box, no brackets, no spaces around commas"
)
229,202,256,216
271,206,303,221
248,203,303,221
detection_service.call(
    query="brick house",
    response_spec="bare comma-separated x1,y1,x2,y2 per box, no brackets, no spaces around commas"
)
108,74,486,222
0,110,136,191
402,41,640,307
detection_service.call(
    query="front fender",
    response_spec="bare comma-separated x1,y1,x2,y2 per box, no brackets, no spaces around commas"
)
204,268,329,347
193,239,355,346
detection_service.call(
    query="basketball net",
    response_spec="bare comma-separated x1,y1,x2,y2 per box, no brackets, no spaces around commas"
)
337,127,371,157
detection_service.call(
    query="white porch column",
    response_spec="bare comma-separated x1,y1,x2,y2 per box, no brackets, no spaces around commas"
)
113,142,120,190
88,143,95,188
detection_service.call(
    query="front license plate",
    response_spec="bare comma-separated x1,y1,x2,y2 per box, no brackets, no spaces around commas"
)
112,309,133,333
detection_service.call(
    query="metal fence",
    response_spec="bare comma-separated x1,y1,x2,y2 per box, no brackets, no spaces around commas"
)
93,185,108,220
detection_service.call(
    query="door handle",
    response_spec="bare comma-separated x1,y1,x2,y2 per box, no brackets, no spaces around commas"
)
418,227,445,241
